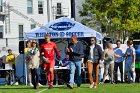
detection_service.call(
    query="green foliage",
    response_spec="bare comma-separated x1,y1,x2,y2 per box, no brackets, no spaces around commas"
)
79,0,140,34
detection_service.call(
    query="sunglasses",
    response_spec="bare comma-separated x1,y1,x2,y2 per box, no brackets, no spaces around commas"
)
32,42,37,44
45,38,50,39
116,43,121,44
91,40,95,41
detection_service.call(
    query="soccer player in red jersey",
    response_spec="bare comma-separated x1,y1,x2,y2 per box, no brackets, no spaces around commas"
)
40,34,60,89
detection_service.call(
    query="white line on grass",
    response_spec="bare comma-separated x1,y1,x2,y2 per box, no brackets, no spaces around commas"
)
36,85,66,93
36,89,47,93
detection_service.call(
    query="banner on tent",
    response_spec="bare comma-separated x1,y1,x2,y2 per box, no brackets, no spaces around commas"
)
35,32,84,38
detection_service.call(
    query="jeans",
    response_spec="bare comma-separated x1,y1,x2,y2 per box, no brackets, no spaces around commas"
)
98,68,102,83
114,62,123,82
69,60,82,87
125,63,135,82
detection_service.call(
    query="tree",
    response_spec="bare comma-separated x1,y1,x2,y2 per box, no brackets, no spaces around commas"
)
79,0,140,42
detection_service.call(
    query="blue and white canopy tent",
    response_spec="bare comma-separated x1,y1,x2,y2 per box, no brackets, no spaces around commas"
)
24,17,103,40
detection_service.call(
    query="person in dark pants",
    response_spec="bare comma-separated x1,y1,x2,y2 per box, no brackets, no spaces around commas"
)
66,35,84,89
114,40,124,83
27,41,40,89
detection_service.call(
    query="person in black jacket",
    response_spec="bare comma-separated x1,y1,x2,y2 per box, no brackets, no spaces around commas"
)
66,35,84,89
86,37,103,88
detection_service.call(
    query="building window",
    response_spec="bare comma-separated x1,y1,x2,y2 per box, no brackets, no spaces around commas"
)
0,0,3,12
56,16,64,19
38,1,43,14
19,25,24,40
57,3,62,15
31,24,36,29
27,0,33,14
0,25,3,38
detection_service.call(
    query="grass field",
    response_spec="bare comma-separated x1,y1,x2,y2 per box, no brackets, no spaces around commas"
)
0,83,140,93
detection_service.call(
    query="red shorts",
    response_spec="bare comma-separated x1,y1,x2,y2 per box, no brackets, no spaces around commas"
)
43,59,55,71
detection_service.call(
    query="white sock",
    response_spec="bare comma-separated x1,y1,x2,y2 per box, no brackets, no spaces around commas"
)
133,72,136,82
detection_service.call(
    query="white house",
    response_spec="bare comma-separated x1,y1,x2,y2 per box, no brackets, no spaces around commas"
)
0,0,71,50
48,0,71,21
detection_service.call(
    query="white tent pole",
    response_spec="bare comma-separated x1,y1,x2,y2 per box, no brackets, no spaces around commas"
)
23,32,28,86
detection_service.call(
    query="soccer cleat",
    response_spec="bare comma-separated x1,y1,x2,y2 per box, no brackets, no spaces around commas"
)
38,83,43,86
98,82,102,84
67,83,73,89
29,83,33,86
110,81,114,84
36,84,39,89
89,84,93,88
14,82,19,85
93,86,97,89
89,82,94,88
48,86,53,89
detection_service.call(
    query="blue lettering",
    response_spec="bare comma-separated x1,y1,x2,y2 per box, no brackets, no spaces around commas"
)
78,32,84,37
60,32,65,37
35,33,46,37
66,32,72,37
66,32,84,37
35,32,84,38
35,33,39,37
46,32,59,37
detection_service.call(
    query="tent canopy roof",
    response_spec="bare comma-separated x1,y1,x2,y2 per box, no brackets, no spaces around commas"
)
24,17,103,40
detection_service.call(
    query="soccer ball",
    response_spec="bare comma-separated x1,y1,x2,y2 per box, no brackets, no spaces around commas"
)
106,55,114,62
29,49,36,55
42,56,49,63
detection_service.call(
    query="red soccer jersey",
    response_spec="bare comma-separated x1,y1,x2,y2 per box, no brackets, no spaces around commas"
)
40,42,60,60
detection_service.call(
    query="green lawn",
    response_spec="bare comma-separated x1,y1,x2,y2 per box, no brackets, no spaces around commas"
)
0,83,140,93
